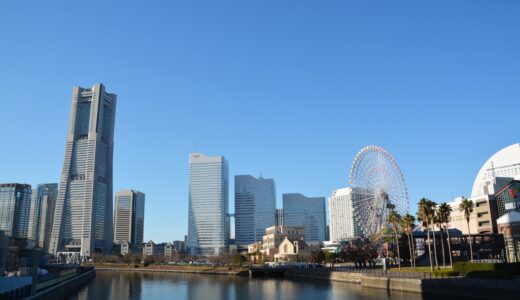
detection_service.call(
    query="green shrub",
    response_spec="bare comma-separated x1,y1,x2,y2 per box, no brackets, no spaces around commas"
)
453,262,497,273
453,262,520,277
433,269,459,277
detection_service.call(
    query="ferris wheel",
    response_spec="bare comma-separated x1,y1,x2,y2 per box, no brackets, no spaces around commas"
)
349,145,409,237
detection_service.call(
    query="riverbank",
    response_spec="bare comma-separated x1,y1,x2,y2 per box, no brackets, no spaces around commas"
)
88,263,249,276
26,267,95,300
284,269,519,300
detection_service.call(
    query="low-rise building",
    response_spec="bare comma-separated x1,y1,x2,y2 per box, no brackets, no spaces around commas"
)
165,243,174,260
261,226,305,259
274,237,311,262
248,241,262,254
248,226,306,262
143,241,160,257
497,211,520,263
445,195,498,234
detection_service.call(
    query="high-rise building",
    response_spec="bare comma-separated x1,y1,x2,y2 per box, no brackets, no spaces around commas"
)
187,153,229,255
28,183,58,251
0,184,32,238
114,190,145,245
235,175,276,249
283,193,326,242
50,83,117,256
275,208,284,226
328,187,361,242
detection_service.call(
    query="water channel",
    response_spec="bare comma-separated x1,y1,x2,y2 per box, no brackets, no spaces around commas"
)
67,270,444,300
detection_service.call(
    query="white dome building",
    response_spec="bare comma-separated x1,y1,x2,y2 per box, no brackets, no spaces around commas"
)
471,143,520,197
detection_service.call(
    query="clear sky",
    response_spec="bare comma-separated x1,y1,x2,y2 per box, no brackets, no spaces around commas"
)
1,1,519,242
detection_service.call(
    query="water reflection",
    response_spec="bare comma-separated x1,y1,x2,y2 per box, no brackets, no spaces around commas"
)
68,270,432,300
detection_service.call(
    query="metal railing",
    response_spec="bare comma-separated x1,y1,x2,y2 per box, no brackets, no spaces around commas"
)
35,266,93,292
253,264,462,280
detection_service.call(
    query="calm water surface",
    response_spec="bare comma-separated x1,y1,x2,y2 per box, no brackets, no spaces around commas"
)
67,270,439,300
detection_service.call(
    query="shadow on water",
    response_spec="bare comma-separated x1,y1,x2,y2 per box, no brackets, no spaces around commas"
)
66,270,466,300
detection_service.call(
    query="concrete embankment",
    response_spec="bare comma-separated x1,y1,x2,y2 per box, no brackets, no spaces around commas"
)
285,270,415,294
284,270,519,299
26,268,95,300
94,266,249,276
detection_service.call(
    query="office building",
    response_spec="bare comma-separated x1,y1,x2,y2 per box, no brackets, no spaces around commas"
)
328,187,361,242
187,153,229,255
0,184,32,238
235,175,276,249
173,240,185,253
113,190,145,245
283,193,326,242
50,83,117,256
275,208,284,226
28,183,58,251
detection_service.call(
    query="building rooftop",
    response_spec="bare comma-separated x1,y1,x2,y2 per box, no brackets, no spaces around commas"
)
472,143,520,197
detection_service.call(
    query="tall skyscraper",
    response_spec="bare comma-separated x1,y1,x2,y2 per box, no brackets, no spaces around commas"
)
114,190,145,245
28,183,58,251
50,83,117,256
283,193,326,242
188,153,229,255
0,183,32,238
275,208,284,226
235,175,276,249
328,187,361,242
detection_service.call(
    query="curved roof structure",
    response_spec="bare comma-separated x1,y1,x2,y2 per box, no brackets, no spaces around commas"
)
497,211,520,225
471,143,520,197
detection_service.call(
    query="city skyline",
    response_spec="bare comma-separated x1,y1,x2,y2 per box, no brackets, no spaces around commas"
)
1,1,519,242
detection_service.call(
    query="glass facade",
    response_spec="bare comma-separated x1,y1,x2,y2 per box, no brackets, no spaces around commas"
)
114,190,145,244
0,183,32,238
496,180,520,217
283,193,326,242
28,183,58,251
235,175,276,248
275,208,284,226
50,84,117,256
188,153,229,255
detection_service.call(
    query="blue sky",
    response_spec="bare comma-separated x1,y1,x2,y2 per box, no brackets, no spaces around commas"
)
1,1,519,242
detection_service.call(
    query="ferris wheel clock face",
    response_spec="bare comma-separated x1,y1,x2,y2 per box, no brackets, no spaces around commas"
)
349,145,409,237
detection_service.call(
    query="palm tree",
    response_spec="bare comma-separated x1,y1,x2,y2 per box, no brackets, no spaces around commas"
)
387,210,402,269
418,198,434,272
434,213,446,268
428,201,439,270
401,214,416,270
459,197,475,261
439,203,453,267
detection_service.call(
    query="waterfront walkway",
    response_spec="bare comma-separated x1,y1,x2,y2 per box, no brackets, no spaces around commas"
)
249,264,520,298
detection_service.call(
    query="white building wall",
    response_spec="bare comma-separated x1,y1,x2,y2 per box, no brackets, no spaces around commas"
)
329,188,360,242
